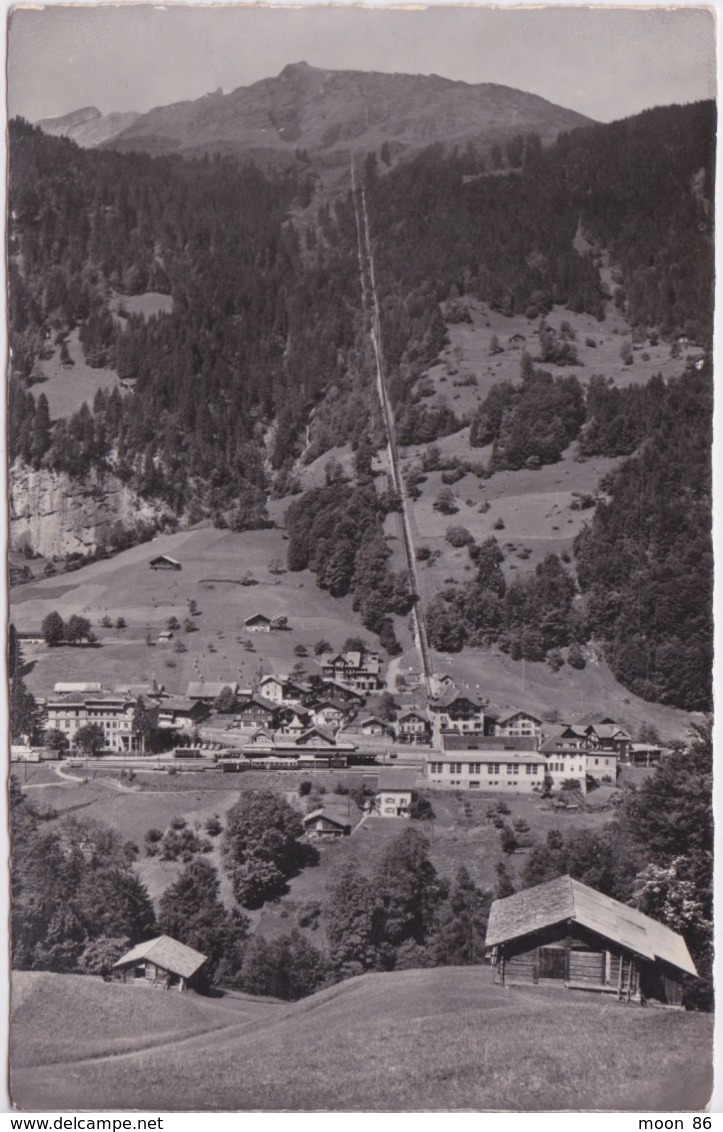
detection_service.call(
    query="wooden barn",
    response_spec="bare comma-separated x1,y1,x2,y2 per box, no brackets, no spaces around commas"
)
149,554,182,571
112,935,207,991
303,808,352,839
486,875,697,1006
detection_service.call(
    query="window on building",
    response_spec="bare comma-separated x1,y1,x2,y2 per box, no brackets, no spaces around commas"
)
469,781,480,788
468,763,481,774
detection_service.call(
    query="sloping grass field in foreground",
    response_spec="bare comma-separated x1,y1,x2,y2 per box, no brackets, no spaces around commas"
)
11,967,713,1112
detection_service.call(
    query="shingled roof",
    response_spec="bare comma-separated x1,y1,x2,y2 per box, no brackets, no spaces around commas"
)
113,935,207,979
486,875,697,977
377,768,417,791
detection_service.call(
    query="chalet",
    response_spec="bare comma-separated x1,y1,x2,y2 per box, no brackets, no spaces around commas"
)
257,674,306,705
157,630,174,644
112,935,207,992
233,695,279,730
156,697,209,730
46,690,138,752
426,750,546,792
149,555,181,571
311,699,353,730
186,681,239,704
584,723,632,761
486,875,697,1006
245,613,272,633
351,715,394,738
428,691,485,734
556,726,589,749
395,708,432,745
508,333,527,349
278,709,312,738
314,679,366,706
303,808,352,839
493,709,543,740
319,651,383,692
376,768,417,817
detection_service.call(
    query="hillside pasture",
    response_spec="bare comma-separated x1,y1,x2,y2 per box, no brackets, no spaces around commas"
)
427,298,689,415
10,971,275,1075
32,328,122,420
10,967,713,1111
112,290,173,321
11,525,404,697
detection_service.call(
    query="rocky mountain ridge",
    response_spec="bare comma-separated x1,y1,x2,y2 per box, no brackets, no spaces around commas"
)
37,62,594,165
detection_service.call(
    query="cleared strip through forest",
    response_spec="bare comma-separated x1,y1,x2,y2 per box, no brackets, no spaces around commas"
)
351,171,433,696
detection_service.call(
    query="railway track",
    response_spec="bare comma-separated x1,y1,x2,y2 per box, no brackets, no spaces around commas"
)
351,169,434,698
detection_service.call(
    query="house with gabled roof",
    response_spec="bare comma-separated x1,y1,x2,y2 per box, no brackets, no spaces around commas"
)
303,808,352,839
156,697,209,730
245,613,272,633
486,875,697,1006
149,554,181,571
233,694,280,730
319,650,383,692
376,767,417,817
493,709,543,739
396,707,431,745
311,698,354,730
348,715,394,738
112,935,207,991
428,690,485,734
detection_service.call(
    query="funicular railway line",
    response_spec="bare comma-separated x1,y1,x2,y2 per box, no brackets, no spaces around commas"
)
351,168,434,698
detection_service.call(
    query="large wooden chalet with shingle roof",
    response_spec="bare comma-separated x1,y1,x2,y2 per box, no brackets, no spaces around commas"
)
486,875,697,1006
112,935,207,991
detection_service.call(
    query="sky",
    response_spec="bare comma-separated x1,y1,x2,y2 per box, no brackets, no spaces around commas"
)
6,4,717,126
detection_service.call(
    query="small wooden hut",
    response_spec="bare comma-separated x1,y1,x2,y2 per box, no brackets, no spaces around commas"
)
112,935,207,991
486,875,697,1006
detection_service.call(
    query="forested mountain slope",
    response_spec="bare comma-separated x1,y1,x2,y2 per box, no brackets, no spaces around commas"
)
7,100,714,709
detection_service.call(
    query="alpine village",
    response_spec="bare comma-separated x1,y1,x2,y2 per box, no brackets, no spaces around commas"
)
8,57,714,1111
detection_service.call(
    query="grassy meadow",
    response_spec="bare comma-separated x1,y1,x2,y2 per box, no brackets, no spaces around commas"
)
12,524,414,698
10,968,713,1111
17,757,625,926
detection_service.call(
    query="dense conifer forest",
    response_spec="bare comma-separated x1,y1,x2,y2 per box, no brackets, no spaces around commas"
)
7,100,714,709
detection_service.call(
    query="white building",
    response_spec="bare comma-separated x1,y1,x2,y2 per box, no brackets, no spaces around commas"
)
425,751,547,792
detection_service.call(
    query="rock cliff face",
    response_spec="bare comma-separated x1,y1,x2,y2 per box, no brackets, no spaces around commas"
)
9,465,173,559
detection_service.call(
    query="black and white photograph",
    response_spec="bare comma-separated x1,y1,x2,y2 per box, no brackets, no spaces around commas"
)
5,2,716,1113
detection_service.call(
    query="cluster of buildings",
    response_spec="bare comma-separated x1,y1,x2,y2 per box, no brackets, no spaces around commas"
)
22,623,663,793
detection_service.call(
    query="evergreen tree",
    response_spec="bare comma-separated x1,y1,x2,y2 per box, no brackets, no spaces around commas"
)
158,859,248,988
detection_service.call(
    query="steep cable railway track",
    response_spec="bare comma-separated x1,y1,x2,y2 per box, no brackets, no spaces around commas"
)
350,167,434,698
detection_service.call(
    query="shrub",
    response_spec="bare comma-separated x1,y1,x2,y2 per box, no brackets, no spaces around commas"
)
493,517,505,530
567,643,586,669
445,525,474,548
115,616,126,629
298,780,313,797
170,816,187,830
